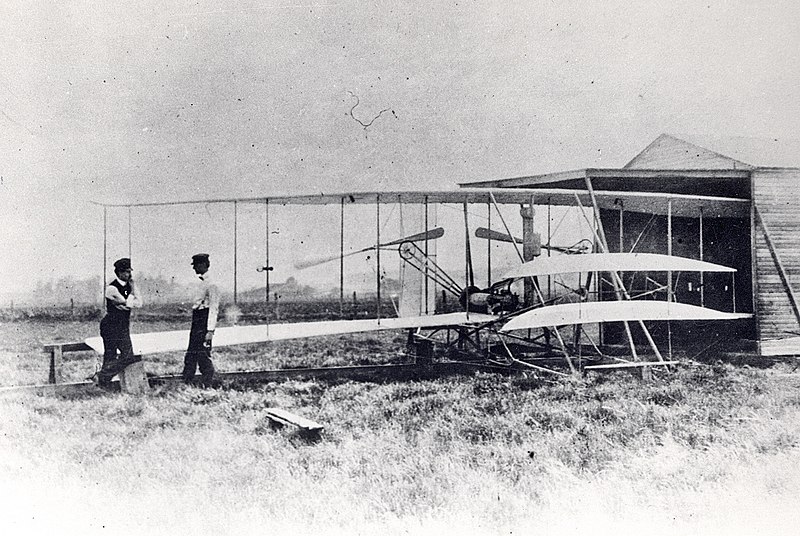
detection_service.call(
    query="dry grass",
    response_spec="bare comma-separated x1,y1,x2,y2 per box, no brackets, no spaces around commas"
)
2,320,800,534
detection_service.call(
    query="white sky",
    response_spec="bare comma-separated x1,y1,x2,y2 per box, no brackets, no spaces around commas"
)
2,0,799,298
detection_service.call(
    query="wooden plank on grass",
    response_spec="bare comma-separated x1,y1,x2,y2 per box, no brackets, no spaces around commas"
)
265,408,324,433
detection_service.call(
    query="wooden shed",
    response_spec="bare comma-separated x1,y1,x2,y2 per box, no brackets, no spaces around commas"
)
463,133,800,357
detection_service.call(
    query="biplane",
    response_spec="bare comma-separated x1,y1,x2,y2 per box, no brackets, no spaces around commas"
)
82,185,752,382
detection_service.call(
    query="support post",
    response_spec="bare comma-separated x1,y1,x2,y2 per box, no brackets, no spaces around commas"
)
424,196,430,315
103,206,107,292
265,199,271,305
233,200,238,304
487,202,492,287
667,200,673,301
128,206,132,258
520,201,536,308
547,199,552,301
340,197,344,317
699,206,705,307
667,199,673,361
376,195,381,324
463,201,471,320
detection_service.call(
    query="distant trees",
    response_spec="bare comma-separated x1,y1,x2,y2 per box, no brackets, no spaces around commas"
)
134,274,193,304
23,273,194,306
29,275,102,306
237,276,318,302
19,273,401,307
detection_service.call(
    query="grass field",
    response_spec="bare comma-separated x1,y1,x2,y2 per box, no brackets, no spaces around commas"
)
2,318,800,535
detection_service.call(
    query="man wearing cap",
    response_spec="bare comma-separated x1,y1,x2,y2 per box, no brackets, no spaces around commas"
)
97,257,143,388
182,253,220,387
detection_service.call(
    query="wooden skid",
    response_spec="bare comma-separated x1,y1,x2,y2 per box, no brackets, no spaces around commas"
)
584,360,680,370
0,380,109,395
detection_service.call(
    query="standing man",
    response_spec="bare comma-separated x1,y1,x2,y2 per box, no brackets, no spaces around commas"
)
182,253,220,387
97,257,142,388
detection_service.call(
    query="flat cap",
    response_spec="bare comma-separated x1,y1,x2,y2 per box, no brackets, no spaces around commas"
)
191,253,210,264
113,258,132,271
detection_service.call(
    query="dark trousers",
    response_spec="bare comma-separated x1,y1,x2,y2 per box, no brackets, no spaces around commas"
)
182,308,215,386
98,316,140,384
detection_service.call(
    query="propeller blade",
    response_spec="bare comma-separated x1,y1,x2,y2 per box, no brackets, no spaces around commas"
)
476,227,588,254
475,227,521,244
294,249,365,270
294,227,445,270
379,226,444,248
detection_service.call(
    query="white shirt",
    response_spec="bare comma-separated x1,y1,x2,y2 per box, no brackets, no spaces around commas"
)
192,272,220,331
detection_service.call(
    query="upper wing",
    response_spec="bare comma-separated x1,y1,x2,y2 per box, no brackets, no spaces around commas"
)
97,188,748,218
500,301,751,332
84,312,496,355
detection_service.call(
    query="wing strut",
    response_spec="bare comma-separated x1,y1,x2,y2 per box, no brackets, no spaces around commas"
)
577,180,666,365
463,202,475,288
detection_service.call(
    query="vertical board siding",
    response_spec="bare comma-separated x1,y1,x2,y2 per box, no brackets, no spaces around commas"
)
753,168,800,341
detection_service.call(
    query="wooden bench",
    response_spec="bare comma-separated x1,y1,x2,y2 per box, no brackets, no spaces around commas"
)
43,342,92,384
42,341,149,394
264,407,324,438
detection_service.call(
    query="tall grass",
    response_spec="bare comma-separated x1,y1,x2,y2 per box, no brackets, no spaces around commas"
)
3,320,800,534
3,357,800,534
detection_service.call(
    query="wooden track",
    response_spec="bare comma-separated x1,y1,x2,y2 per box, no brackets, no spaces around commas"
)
0,361,511,396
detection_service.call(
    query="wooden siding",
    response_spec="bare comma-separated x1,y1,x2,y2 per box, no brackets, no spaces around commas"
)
753,168,800,341
625,134,752,170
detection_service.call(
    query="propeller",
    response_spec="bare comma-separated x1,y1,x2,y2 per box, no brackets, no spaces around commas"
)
475,227,521,244
474,227,590,254
294,227,445,270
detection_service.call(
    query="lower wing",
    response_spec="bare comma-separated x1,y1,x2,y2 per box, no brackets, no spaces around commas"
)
85,312,496,355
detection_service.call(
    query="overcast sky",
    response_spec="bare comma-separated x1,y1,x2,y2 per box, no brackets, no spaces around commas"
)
2,0,799,299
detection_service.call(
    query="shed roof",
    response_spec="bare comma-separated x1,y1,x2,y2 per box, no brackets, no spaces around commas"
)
459,134,756,199
460,167,751,199
624,133,753,170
